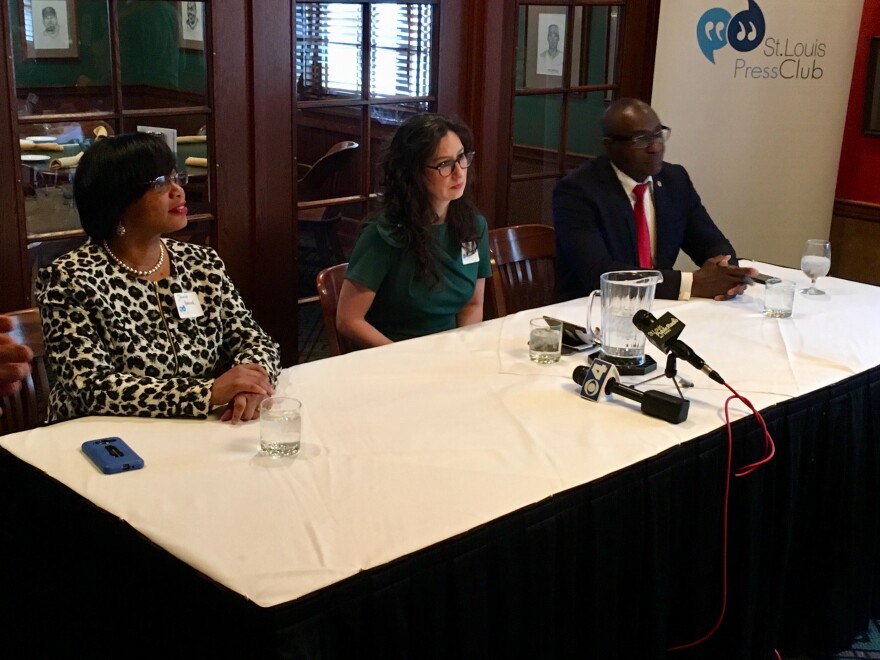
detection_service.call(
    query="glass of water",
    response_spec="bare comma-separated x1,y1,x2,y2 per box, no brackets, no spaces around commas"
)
259,397,302,458
800,239,831,295
763,278,795,318
529,317,562,364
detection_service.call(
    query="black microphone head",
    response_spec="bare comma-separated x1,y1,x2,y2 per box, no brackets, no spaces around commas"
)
632,309,656,331
641,390,690,424
572,365,589,385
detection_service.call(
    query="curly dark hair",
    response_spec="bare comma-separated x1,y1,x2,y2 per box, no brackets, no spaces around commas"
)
378,113,481,286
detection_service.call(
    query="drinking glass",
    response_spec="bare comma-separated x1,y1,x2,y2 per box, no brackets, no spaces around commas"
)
800,239,831,295
529,317,562,364
763,279,795,318
259,397,302,457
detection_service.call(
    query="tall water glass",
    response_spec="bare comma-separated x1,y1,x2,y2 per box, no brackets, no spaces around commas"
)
800,239,831,295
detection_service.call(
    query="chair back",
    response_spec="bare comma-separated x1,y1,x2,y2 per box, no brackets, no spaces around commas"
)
315,263,355,357
298,141,359,200
0,309,50,435
487,224,556,317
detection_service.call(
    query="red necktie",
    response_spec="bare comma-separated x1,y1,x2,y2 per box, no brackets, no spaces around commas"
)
633,182,653,269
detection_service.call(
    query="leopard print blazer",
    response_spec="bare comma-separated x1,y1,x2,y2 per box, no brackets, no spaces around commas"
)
35,239,281,422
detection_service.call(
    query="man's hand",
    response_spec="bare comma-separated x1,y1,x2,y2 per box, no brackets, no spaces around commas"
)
692,255,759,301
0,316,33,402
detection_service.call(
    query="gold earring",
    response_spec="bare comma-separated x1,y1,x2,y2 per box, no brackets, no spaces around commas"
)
116,223,126,237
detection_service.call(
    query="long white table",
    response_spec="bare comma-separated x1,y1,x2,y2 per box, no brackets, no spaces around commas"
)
3,262,879,657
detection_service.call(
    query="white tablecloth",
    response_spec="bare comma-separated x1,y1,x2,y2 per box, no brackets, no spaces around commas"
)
3,263,878,607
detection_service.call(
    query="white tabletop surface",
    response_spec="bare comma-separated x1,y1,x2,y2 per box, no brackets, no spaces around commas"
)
3,262,879,607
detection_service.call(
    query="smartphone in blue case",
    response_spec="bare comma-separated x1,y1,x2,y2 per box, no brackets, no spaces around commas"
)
81,437,145,474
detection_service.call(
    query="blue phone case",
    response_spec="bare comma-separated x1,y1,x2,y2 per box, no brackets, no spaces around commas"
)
81,437,145,474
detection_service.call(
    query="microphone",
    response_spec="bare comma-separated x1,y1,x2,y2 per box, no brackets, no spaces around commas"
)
631,310,725,385
573,361,689,424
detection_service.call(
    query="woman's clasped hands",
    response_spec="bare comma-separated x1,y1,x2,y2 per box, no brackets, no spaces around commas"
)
211,363,274,424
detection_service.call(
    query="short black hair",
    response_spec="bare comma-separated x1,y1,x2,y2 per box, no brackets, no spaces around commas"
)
73,133,176,241
42,7,57,18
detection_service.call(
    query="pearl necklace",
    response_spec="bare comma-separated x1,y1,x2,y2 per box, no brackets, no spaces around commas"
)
103,240,166,277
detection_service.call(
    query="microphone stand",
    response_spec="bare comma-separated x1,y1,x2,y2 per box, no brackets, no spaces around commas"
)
637,354,692,397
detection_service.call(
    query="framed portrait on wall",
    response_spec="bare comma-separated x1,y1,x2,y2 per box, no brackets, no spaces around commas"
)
522,7,588,90
21,0,79,59
524,7,567,88
864,37,880,137
178,1,205,51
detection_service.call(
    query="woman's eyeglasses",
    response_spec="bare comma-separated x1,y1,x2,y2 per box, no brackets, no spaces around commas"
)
143,171,188,192
425,151,476,177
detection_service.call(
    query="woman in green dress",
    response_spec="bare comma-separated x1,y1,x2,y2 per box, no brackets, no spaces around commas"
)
337,113,491,348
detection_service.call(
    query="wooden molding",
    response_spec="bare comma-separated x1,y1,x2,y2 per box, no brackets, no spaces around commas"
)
833,198,880,223
829,198,880,285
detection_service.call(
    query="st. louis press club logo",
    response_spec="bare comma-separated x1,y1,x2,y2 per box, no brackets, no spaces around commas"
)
696,0,825,80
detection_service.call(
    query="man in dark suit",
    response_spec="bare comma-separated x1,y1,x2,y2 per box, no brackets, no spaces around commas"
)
553,98,756,301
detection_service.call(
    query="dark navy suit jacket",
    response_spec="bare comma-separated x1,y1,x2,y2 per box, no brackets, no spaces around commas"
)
552,156,737,300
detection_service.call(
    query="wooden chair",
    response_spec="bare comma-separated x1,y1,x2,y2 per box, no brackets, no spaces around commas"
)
298,142,360,267
297,141,359,196
315,263,355,357
487,224,556,317
0,308,50,435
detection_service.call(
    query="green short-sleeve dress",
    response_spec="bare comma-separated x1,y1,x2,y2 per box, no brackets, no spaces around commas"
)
345,214,492,341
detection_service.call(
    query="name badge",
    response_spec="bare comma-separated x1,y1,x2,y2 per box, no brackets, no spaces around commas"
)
174,291,204,319
461,242,480,265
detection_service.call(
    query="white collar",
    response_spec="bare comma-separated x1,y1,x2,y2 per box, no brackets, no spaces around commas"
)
610,161,653,199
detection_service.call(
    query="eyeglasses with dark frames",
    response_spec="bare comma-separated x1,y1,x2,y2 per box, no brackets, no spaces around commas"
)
143,171,188,192
607,126,671,150
425,151,476,177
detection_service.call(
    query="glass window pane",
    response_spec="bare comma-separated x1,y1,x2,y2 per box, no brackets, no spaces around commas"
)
565,92,605,160
572,5,621,87
119,1,208,110
9,0,113,115
512,94,562,175
296,3,363,101
369,4,433,99
22,150,80,238
507,179,556,227
297,107,363,201
370,101,429,190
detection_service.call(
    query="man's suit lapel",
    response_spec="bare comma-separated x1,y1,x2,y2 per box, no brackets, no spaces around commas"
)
597,157,639,262
652,169,673,267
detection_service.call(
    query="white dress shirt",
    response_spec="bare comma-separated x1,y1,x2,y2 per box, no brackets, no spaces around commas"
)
610,162,693,300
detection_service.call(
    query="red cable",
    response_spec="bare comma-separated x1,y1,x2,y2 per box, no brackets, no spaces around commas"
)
668,382,776,652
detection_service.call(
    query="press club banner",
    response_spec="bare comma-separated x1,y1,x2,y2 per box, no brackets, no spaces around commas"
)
651,0,863,268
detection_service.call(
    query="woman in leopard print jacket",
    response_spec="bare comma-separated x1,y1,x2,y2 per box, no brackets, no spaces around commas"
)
35,133,280,423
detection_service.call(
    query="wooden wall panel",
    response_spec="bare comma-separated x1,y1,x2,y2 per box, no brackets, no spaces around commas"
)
829,199,880,286
617,0,662,102
0,0,28,312
213,2,297,366
251,1,296,366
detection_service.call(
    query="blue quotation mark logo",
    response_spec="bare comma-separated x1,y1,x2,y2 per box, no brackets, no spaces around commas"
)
697,0,766,63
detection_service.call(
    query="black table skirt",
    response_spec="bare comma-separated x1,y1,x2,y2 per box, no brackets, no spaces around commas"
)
2,366,878,659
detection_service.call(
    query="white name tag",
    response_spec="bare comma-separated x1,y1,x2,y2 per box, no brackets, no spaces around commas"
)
461,242,480,265
174,291,204,319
